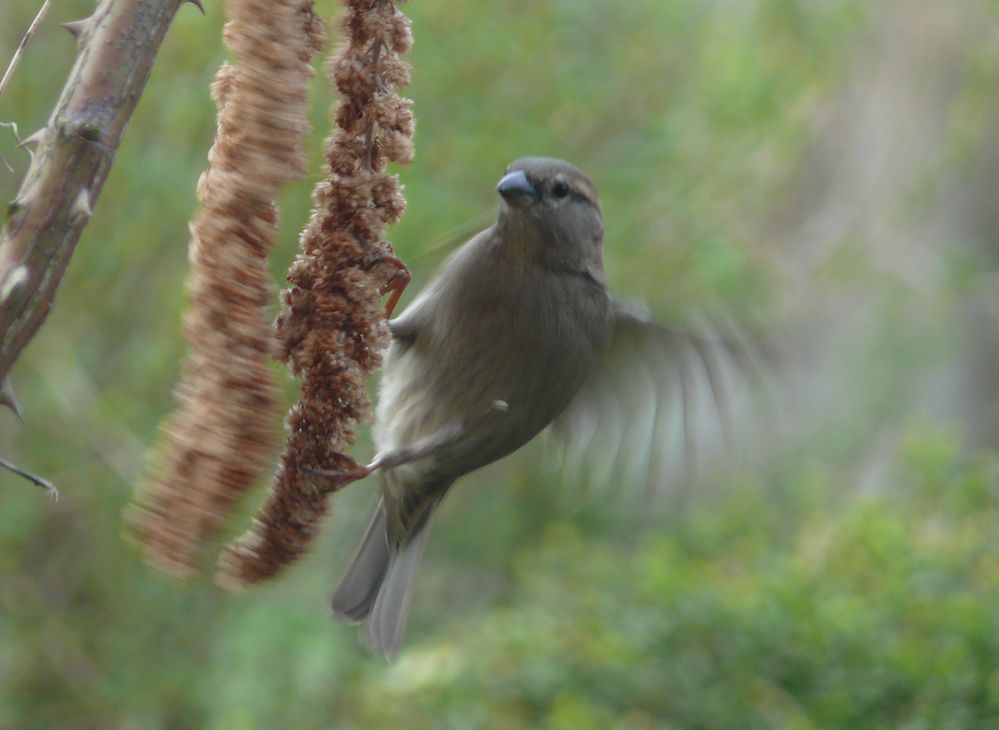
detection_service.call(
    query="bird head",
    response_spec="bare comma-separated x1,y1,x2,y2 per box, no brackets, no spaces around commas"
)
494,157,605,271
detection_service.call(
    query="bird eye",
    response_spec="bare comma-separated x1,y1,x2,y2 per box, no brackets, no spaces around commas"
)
552,181,571,199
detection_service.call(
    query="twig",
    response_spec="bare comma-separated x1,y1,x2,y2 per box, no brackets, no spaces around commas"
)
0,0,52,99
0,455,59,501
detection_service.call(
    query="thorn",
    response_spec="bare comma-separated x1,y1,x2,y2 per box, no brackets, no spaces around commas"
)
4,198,29,236
0,264,29,306
6,197,26,217
16,128,45,149
62,19,89,43
69,188,92,224
0,456,58,502
0,377,22,421
184,0,206,15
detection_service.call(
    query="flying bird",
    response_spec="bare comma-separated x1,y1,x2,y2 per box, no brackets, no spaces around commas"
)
318,157,753,656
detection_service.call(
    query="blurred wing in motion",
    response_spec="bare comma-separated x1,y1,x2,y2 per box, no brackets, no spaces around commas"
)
549,300,775,501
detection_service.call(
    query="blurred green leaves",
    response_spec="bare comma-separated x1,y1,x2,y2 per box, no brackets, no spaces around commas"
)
342,439,998,729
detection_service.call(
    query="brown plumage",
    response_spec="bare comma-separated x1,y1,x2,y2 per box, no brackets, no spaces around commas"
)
330,157,748,656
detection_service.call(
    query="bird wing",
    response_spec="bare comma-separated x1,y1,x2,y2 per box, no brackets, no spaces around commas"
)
549,299,775,500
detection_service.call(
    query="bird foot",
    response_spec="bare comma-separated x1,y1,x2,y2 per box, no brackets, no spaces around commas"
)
365,252,410,319
305,454,379,493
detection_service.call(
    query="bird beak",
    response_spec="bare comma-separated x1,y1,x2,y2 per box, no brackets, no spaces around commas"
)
496,169,539,207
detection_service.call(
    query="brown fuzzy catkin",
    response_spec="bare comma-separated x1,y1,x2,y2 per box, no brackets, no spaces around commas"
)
217,0,414,587
126,0,323,577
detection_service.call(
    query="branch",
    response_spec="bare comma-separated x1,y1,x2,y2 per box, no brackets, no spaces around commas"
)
0,0,187,381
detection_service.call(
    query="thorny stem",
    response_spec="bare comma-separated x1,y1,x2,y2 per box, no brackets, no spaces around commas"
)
0,0,186,384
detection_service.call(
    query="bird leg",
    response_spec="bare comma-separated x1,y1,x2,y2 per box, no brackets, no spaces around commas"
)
305,454,375,493
365,253,411,319
306,419,469,490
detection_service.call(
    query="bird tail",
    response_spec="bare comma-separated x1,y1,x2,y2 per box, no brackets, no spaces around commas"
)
331,494,441,658
365,514,434,657
330,501,392,623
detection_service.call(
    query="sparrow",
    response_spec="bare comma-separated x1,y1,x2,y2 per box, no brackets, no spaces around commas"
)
324,157,742,656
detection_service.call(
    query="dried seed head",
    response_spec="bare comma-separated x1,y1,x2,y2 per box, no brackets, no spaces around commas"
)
218,0,415,587
129,0,322,575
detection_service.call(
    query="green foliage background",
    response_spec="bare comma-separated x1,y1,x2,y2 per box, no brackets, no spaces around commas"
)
2,1,997,728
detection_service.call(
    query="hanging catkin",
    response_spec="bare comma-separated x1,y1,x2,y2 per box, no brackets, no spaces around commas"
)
217,0,414,587
126,0,324,576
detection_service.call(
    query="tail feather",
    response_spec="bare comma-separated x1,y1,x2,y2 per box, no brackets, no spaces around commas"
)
333,481,448,657
366,518,434,658
331,503,391,623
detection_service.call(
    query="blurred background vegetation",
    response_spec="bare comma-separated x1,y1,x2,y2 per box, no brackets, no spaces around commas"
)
2,0,998,727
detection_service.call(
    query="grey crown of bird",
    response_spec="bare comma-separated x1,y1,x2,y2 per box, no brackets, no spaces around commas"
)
330,157,706,657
